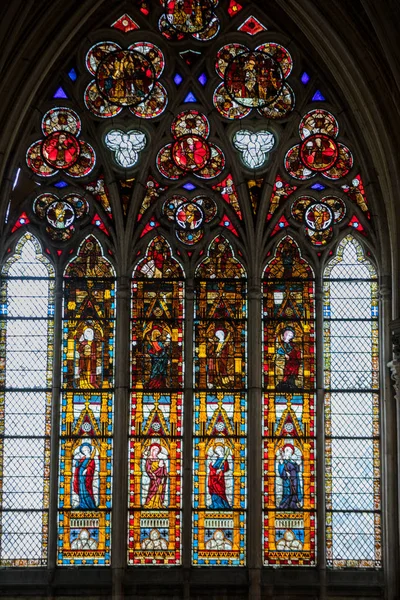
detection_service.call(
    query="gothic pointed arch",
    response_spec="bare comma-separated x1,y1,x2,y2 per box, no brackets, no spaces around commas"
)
0,0,395,597
0,233,54,566
130,234,184,564
262,235,316,565
59,234,115,565
323,234,380,568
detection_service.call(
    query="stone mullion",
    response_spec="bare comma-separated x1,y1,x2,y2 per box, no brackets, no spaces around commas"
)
111,275,130,598
383,287,399,599
182,277,194,595
315,277,326,596
247,280,262,599
47,273,63,573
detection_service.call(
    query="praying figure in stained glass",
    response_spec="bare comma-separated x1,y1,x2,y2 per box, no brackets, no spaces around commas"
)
76,324,101,388
207,326,234,388
145,324,171,388
207,443,231,509
143,443,168,509
276,327,301,391
276,443,302,510
73,442,97,510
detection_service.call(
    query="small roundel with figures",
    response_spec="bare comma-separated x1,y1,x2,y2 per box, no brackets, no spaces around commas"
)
285,109,353,181
84,41,167,119
157,110,225,180
26,107,95,179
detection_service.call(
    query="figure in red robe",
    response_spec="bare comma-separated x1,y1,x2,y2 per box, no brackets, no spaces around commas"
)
43,132,78,168
208,444,231,509
174,136,208,171
276,327,301,391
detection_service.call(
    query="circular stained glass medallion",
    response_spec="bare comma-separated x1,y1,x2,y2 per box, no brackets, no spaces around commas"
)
27,141,58,177
157,144,183,179
291,196,313,222
322,196,346,222
65,194,89,219
130,82,168,119
163,195,187,220
46,225,74,242
192,14,220,40
96,50,155,107
42,107,81,137
193,195,217,222
176,229,204,245
172,110,210,139
84,80,123,118
42,131,80,169
65,141,96,178
215,44,248,78
258,84,294,120
225,50,284,108
175,202,204,230
284,145,314,180
164,0,214,34
299,109,339,140
323,143,353,180
158,14,186,41
33,194,56,218
172,134,210,171
305,203,333,231
86,41,122,76
299,134,338,172
255,42,293,77
195,143,225,179
46,201,75,229
213,83,252,120
129,42,165,78
305,227,333,246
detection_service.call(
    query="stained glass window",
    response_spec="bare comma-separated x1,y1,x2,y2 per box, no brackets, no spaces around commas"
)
193,237,247,566
0,234,54,565
0,0,386,583
324,235,381,568
129,237,184,565
263,237,316,566
58,236,115,565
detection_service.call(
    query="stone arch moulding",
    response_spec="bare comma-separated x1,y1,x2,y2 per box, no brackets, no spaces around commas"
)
0,2,398,600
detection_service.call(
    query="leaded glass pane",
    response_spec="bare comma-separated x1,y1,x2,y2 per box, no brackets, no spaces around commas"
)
0,234,54,566
128,237,184,565
324,235,381,568
262,236,316,566
58,236,115,565
193,237,247,566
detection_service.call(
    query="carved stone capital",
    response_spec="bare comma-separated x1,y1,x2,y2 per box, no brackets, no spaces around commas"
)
391,319,400,360
388,360,400,402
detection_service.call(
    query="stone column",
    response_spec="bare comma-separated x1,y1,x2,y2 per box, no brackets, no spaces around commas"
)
182,278,194,596
112,275,131,599
247,281,262,600
48,274,63,576
315,281,326,599
386,311,400,600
